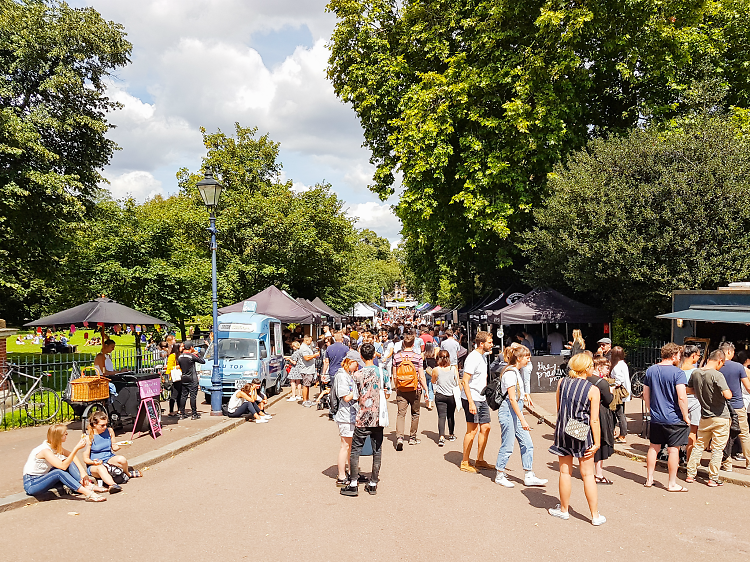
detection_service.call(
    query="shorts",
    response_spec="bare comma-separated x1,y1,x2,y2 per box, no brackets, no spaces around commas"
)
687,396,701,427
462,398,491,425
302,372,316,387
649,422,689,447
338,422,355,438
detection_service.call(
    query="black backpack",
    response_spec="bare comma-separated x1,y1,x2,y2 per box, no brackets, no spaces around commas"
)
481,378,508,411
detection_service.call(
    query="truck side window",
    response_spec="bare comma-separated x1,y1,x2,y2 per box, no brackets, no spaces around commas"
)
259,341,268,359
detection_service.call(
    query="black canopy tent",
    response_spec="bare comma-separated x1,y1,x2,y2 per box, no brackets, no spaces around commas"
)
24,297,169,369
311,297,344,324
486,288,609,325
219,286,321,324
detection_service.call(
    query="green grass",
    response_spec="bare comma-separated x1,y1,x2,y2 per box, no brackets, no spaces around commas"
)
6,329,145,354
1,389,74,430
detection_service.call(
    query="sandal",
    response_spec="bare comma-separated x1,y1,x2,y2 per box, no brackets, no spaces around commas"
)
595,476,613,485
85,492,107,502
128,469,142,478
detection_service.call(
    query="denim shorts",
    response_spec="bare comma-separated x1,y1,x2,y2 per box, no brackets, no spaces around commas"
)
462,398,491,424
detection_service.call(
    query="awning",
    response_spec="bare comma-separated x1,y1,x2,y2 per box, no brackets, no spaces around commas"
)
657,305,750,324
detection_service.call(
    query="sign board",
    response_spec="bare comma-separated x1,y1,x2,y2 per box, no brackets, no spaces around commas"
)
528,355,567,393
684,337,710,367
218,323,257,333
132,397,162,439
137,378,161,399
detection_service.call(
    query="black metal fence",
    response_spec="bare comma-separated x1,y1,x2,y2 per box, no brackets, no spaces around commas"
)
626,341,668,371
1,349,164,430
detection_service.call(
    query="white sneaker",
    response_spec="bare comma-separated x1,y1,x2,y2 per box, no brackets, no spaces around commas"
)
286,396,296,401
295,396,303,401
255,418,269,423
262,415,272,420
494,472,515,488
548,504,569,520
592,513,606,526
524,472,548,487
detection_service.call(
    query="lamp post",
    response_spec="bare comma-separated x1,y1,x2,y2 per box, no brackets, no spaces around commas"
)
196,171,224,416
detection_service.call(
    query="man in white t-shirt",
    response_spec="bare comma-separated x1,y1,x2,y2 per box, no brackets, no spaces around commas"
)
440,329,460,366
460,331,494,473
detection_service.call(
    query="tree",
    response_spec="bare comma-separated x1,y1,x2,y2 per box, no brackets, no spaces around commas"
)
0,0,131,323
326,0,750,303
60,194,210,339
523,110,750,328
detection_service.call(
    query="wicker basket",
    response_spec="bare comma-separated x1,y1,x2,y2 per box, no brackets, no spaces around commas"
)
69,376,110,402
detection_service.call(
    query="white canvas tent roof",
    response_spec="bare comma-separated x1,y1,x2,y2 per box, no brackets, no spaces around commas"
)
349,302,377,318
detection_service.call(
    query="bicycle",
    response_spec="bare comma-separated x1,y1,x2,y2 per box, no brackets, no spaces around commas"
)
0,364,62,422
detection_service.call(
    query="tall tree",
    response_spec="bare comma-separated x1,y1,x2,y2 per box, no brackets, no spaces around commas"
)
0,0,131,323
327,0,750,302
524,110,750,327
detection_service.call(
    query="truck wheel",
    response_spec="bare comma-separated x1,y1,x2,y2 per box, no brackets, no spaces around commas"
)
274,376,282,396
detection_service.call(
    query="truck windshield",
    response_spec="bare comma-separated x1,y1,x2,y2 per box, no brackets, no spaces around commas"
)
205,339,258,360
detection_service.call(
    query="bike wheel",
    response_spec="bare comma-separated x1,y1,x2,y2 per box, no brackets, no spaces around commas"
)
25,387,62,422
81,402,107,433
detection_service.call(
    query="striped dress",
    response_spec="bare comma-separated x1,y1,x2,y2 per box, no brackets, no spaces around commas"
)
549,376,594,458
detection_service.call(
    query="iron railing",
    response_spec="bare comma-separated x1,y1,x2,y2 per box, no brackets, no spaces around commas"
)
1,349,164,430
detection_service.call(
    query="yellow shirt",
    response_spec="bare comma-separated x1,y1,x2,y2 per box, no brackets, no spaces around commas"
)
166,354,177,372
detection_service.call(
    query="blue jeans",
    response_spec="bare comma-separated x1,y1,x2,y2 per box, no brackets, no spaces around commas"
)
424,376,435,402
495,399,534,472
23,463,82,496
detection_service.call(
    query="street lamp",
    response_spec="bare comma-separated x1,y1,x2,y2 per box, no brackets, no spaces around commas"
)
196,171,224,416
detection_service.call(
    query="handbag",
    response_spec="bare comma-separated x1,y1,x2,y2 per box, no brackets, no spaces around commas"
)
170,366,182,382
564,418,590,440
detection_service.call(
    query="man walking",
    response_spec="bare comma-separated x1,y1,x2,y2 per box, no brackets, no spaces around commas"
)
644,343,690,490
460,331,494,473
341,344,390,497
323,331,349,382
718,341,750,471
440,329,460,367
686,349,732,487
392,333,428,450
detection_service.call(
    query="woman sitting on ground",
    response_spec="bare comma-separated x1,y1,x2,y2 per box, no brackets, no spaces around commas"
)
23,424,107,502
251,378,270,415
84,410,142,482
227,383,272,423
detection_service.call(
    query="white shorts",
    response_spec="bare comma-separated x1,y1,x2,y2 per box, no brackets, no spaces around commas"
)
338,422,355,438
688,396,701,427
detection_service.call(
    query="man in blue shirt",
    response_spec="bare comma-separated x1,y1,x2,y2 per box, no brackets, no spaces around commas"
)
718,342,750,471
322,332,349,383
643,342,689,491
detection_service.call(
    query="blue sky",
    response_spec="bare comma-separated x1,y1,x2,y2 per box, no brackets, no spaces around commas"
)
68,0,402,244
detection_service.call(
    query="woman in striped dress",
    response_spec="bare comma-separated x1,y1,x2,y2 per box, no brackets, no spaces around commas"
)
548,353,605,526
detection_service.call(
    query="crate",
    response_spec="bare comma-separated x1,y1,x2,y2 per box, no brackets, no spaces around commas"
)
69,376,110,402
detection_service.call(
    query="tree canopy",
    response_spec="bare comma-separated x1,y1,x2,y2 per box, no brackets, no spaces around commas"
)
327,0,750,303
523,110,750,328
0,0,131,323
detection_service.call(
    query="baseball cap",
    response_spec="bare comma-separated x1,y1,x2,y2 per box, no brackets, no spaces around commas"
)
597,338,612,345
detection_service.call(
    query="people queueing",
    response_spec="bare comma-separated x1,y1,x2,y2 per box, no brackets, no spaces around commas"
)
717,341,750,471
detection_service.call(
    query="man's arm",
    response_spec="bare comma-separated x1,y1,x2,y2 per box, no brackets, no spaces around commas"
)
461,371,476,414
643,386,650,413
676,384,689,424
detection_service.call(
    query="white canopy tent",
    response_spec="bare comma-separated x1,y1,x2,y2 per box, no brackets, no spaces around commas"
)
349,302,377,318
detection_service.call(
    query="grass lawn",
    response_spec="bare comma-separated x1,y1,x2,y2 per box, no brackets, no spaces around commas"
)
6,329,149,355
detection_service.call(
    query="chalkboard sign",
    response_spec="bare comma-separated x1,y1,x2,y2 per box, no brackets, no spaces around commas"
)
528,355,568,393
132,397,162,440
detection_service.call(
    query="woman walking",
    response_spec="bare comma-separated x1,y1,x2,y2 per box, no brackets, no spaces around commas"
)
549,353,605,526
432,350,459,446
587,356,615,484
166,343,183,417
494,346,548,488
423,343,437,410
334,358,359,486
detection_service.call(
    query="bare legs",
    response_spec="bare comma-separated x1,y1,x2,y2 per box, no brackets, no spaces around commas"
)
646,444,681,490
337,436,352,480
462,422,491,463
686,425,698,462
557,453,599,519
476,423,491,463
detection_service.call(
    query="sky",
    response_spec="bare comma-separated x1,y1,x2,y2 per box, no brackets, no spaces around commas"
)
67,0,402,245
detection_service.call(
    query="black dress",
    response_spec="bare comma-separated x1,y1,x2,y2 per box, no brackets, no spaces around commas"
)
587,375,614,462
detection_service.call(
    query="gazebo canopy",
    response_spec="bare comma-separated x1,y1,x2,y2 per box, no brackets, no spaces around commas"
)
24,298,168,328
486,288,609,325
311,297,343,322
219,286,321,324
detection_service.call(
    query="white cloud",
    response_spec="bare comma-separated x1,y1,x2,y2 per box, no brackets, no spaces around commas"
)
106,171,165,201
348,202,402,243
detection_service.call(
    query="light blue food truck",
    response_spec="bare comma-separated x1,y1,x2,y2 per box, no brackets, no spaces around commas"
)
198,302,285,402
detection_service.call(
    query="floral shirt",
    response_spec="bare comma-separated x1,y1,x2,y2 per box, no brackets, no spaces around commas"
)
353,365,390,428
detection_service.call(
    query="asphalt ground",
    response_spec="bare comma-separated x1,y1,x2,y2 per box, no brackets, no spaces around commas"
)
1,392,747,561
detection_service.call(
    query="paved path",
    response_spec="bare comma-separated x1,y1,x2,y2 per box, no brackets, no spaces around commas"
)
2,392,748,561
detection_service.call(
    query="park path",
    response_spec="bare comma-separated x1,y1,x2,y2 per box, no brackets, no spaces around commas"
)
1,392,747,561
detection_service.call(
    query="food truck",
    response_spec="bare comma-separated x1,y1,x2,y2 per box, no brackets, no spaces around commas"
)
198,302,284,402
